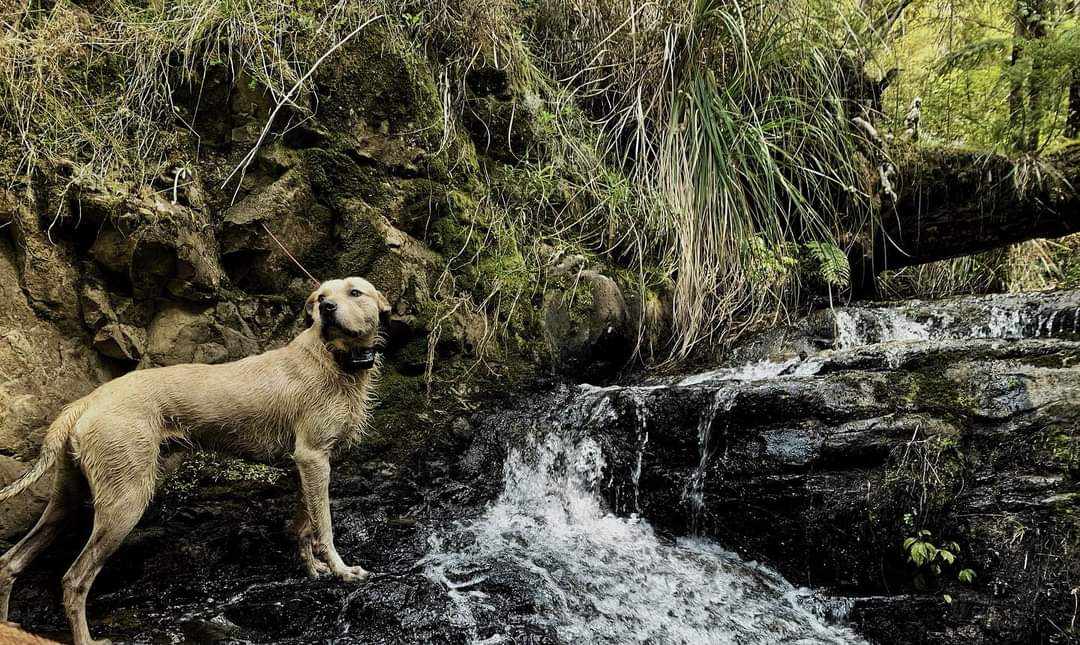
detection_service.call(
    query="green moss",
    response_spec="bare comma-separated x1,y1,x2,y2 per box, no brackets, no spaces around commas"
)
1047,428,1080,474
369,368,431,452
902,368,973,424
566,282,596,327
156,451,286,516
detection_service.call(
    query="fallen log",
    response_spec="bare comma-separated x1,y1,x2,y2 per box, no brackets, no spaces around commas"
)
873,144,1080,271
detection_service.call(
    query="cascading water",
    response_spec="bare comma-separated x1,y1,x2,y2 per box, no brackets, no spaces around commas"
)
832,291,1080,349
417,292,1080,644
420,433,866,645
683,388,736,533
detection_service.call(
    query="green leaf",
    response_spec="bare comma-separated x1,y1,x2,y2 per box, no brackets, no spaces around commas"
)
940,550,956,565
805,241,849,288
903,537,917,551
918,529,932,538
911,542,935,566
943,594,953,605
958,569,976,584
946,541,960,554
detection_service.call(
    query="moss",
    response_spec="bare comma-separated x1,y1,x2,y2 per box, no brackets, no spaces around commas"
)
156,451,286,516
316,26,442,139
368,367,431,453
566,281,596,327
902,368,974,425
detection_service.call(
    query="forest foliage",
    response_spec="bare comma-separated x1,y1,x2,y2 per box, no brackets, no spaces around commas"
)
1,0,1078,362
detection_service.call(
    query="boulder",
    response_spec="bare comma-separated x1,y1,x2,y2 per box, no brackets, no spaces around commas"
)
541,259,632,379
143,302,261,368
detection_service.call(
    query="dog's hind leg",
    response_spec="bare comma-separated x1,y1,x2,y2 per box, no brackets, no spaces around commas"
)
63,421,158,645
0,456,85,622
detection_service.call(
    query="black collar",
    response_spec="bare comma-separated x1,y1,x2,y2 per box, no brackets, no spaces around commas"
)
335,347,378,374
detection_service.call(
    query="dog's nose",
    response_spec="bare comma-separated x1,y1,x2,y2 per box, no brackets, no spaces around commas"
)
320,300,337,315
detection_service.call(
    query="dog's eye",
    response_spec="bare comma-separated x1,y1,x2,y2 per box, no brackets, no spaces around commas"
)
317,294,325,302
349,289,361,297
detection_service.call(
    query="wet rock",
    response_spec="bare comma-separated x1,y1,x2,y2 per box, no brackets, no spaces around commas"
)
542,260,632,379
474,292,1080,644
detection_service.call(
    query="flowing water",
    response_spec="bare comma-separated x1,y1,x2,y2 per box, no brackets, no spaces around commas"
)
421,433,865,644
418,291,1080,644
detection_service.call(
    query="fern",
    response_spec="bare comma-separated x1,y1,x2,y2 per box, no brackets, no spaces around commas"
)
805,241,850,288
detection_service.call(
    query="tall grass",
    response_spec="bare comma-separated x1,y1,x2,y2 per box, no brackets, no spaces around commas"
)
1,0,882,361
526,0,879,355
0,0,371,184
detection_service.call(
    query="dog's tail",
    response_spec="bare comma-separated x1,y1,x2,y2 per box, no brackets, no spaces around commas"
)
0,403,82,502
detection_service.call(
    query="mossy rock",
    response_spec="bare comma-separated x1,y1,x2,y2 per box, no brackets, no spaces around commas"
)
315,27,442,139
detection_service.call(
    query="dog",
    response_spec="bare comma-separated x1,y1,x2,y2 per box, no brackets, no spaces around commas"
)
0,277,388,645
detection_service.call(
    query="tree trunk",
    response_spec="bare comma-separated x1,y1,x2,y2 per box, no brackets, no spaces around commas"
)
1007,0,1048,152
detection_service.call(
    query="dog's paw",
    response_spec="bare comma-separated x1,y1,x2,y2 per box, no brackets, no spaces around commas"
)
337,565,370,583
304,559,332,579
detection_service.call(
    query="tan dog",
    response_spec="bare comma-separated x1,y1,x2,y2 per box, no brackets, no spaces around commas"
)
0,277,388,645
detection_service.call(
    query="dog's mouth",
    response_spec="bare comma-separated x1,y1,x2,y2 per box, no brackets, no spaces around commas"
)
321,315,363,339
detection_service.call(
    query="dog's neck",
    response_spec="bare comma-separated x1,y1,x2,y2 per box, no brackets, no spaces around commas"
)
293,328,378,384
333,347,377,375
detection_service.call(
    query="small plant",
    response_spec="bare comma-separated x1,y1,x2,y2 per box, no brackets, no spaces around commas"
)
902,529,977,592
804,240,849,307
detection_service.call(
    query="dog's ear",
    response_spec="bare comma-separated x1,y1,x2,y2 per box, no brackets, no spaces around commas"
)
375,290,391,315
375,289,391,327
304,291,318,327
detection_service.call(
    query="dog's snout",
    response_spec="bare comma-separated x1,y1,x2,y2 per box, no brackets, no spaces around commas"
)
320,300,338,315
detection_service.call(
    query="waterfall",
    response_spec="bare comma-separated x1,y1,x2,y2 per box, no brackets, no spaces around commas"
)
421,433,865,644
832,293,1080,350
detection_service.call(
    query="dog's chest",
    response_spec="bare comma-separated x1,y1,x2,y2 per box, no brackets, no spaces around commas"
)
312,385,371,445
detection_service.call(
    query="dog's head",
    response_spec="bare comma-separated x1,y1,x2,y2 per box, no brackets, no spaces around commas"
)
305,277,390,353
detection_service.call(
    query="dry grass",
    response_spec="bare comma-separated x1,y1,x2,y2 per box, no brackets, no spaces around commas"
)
0,0,372,185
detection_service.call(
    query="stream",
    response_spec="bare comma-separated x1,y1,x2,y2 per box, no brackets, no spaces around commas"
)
12,290,1080,643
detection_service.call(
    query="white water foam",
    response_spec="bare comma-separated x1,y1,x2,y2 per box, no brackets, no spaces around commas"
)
833,309,931,350
421,434,866,645
834,300,1080,350
676,357,824,386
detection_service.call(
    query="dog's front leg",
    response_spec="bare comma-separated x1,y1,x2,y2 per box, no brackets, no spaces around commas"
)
293,441,369,583
290,506,331,578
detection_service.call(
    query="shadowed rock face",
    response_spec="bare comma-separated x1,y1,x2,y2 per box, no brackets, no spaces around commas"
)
482,292,1080,644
